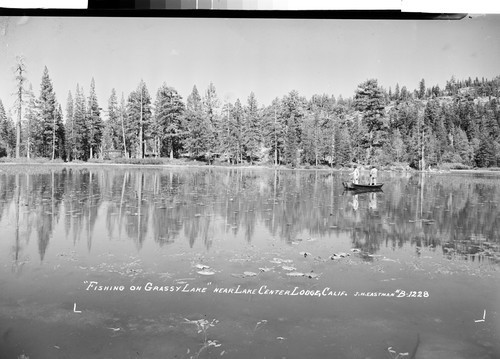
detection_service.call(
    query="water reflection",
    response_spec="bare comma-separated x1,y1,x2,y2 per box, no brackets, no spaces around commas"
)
0,167,499,264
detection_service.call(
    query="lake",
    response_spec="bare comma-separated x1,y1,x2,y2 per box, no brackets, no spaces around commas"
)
0,165,499,359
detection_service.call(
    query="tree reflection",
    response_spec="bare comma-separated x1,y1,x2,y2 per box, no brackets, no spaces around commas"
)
0,167,499,263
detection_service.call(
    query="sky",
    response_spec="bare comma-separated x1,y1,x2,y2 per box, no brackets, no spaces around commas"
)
0,15,499,117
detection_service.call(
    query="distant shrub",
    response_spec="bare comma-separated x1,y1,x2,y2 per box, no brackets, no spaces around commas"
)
112,158,165,165
0,157,66,164
87,158,105,164
441,151,463,163
439,162,471,170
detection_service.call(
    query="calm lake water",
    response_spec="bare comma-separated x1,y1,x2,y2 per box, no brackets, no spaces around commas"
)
0,165,499,359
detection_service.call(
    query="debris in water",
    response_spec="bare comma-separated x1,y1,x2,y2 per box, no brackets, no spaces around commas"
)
330,252,349,259
254,319,268,331
270,257,292,264
207,340,221,347
175,278,195,282
197,269,215,276
243,271,258,277
299,252,312,258
286,272,304,277
474,309,486,323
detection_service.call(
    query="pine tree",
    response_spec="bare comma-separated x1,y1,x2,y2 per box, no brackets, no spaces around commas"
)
183,85,206,159
52,104,65,160
424,99,447,161
0,99,16,157
336,126,351,165
457,98,478,140
87,78,104,159
231,99,245,163
453,127,471,164
301,112,323,166
243,92,261,164
353,79,387,161
391,128,404,162
394,83,400,101
73,85,87,160
65,91,75,161
476,134,495,167
282,90,305,167
261,98,285,165
102,88,120,156
119,93,129,157
126,80,152,158
218,102,233,162
154,83,185,158
23,84,39,158
202,83,220,163
38,66,63,158
418,78,426,99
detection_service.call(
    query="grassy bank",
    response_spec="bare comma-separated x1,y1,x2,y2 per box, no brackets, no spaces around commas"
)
1,157,499,173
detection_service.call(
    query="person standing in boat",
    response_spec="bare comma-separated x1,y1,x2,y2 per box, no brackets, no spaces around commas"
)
350,166,360,184
369,166,378,185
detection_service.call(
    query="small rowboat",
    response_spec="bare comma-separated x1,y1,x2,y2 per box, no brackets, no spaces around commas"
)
343,182,384,191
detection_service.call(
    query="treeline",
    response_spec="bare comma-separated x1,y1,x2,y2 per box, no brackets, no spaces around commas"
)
1,57,499,168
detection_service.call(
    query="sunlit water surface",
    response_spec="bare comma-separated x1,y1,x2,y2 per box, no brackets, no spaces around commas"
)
0,166,499,359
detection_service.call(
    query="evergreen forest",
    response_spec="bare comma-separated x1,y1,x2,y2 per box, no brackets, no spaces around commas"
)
1,57,500,169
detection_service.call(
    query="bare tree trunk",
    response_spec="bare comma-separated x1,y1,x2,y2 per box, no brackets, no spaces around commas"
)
89,106,93,159
121,110,128,158
71,114,76,161
421,130,425,171
169,137,173,159
15,57,26,159
52,112,56,160
274,107,277,166
16,112,21,158
139,89,143,159
27,127,31,159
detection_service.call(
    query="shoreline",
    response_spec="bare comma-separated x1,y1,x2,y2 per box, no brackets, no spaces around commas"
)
0,161,499,174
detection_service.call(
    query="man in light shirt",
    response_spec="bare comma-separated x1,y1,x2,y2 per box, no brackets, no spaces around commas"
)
350,166,360,184
369,166,378,185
